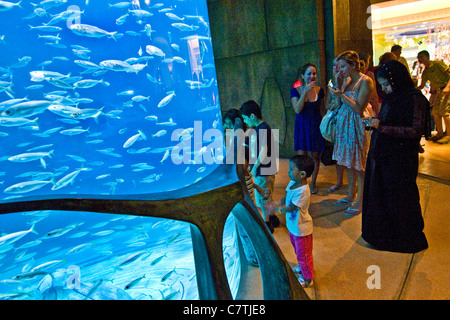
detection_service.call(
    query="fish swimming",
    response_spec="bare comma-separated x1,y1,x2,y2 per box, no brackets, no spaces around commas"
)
124,274,146,290
123,130,146,148
152,129,167,138
1,100,52,118
69,23,119,41
0,223,37,245
30,70,70,82
73,79,109,89
51,168,88,190
0,1,22,12
3,180,53,193
115,250,147,270
157,91,175,108
161,267,176,282
0,117,38,127
8,150,54,162
150,253,167,266
99,59,133,72
145,45,165,58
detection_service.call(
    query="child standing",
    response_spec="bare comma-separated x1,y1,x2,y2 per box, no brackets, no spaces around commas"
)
240,100,279,233
267,155,315,287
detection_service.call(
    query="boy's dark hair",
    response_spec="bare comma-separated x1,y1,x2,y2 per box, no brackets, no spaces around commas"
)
223,108,242,124
417,50,430,59
290,155,314,178
240,100,262,119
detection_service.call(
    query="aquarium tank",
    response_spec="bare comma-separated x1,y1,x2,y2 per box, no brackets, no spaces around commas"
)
0,0,241,300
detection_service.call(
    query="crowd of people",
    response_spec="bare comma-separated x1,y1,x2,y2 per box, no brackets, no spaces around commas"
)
223,46,449,287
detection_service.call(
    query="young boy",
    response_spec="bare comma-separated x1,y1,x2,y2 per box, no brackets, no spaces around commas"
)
267,155,315,287
239,100,279,233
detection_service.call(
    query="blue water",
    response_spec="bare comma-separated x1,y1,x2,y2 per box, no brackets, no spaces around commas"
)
0,210,240,300
0,0,223,199
0,0,240,300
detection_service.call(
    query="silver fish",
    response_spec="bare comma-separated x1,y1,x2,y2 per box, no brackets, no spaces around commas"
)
0,116,38,127
124,274,146,290
4,179,53,194
69,23,119,41
29,25,62,32
145,45,165,57
171,23,199,32
1,100,52,118
51,168,88,190
157,91,175,108
74,79,109,89
99,59,133,72
8,150,54,162
152,129,167,138
123,130,146,148
60,127,90,136
0,223,37,244
0,1,22,12
30,70,70,82
161,267,176,282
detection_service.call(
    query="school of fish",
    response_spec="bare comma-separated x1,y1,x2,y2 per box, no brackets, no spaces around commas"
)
0,0,222,200
0,0,239,300
0,210,241,300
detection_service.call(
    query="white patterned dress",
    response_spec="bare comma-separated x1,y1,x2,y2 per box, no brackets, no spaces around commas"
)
332,76,371,171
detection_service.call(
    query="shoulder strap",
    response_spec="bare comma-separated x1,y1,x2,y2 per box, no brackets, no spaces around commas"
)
352,75,365,93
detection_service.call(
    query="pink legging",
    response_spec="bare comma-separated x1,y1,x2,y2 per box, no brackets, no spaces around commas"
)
289,232,314,280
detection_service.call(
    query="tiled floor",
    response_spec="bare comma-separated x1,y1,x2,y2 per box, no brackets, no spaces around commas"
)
236,137,450,300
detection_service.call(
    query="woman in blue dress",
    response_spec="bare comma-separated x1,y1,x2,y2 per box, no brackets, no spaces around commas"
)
290,63,326,194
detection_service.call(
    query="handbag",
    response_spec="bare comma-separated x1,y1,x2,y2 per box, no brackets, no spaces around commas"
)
320,104,340,143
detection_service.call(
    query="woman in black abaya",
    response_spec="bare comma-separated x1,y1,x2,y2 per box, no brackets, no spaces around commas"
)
362,60,429,253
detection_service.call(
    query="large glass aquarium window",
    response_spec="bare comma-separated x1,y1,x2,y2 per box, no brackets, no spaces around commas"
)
0,0,241,300
0,211,240,300
0,0,222,199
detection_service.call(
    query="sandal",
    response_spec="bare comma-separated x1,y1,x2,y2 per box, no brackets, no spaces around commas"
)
335,198,353,205
344,207,361,216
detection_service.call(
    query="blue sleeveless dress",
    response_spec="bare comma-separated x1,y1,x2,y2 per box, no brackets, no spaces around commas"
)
291,87,325,152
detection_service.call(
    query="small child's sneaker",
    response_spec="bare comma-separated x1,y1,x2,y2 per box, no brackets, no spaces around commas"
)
292,264,302,274
298,274,312,288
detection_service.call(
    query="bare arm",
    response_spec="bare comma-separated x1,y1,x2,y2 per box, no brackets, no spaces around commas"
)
291,83,316,114
330,76,373,116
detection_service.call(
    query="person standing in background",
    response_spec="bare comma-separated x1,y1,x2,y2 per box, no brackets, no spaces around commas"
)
391,45,410,73
359,52,380,116
290,63,326,194
416,50,450,144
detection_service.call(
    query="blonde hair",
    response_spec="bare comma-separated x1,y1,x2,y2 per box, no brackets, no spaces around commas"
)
337,50,360,72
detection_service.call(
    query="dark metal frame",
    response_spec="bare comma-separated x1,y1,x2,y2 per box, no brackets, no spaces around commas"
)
0,162,308,300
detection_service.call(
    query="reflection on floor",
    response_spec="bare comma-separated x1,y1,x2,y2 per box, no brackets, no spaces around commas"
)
236,138,450,300
418,137,450,183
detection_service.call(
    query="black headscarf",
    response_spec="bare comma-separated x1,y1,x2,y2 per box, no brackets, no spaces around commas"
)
376,60,415,96
374,60,431,147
